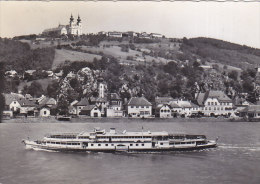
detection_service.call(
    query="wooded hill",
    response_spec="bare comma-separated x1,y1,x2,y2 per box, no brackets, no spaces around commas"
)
0,38,55,73
180,37,260,69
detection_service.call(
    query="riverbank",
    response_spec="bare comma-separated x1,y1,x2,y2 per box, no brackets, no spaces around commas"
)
2,116,246,123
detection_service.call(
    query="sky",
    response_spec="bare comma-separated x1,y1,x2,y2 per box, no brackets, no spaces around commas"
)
0,1,259,48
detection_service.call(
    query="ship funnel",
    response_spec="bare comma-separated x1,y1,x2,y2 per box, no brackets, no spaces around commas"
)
110,128,116,134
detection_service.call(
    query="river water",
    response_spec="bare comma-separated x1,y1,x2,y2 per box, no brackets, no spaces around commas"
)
0,120,260,184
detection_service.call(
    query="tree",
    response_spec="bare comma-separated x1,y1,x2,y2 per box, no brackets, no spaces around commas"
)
56,96,69,115
163,61,178,76
228,70,238,81
47,81,59,98
27,81,44,97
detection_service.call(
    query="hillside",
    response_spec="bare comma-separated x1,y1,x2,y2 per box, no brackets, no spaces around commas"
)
180,37,260,69
0,38,55,73
53,49,102,69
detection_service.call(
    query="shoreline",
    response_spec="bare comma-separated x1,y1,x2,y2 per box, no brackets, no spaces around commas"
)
1,116,247,123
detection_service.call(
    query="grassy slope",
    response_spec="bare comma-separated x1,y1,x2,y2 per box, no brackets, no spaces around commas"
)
52,49,102,69
80,45,170,64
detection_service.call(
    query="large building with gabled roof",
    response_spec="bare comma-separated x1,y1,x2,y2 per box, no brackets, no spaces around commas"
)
127,97,152,118
42,14,82,37
196,90,234,116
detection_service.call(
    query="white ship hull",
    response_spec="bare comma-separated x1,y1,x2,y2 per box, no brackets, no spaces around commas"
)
22,130,217,153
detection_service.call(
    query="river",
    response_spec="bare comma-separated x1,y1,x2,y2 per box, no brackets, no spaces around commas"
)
0,120,260,184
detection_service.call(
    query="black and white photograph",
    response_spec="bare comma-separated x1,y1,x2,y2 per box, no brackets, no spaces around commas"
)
0,0,260,184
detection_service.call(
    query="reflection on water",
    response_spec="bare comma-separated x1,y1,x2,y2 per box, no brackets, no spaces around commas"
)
0,121,260,184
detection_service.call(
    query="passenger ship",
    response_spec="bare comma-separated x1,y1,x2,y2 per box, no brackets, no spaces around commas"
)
22,128,217,153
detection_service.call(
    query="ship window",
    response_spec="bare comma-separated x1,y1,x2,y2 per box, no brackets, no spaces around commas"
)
111,144,114,146
160,143,163,145
142,144,144,146
98,144,101,146
47,141,50,143
130,144,133,146
105,144,108,146
91,144,94,146
136,144,139,146
56,142,60,144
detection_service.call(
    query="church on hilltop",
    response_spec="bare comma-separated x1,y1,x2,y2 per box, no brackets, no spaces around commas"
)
42,14,82,37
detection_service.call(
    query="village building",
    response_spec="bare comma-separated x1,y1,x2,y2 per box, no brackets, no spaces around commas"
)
107,31,123,38
138,32,151,39
106,93,124,117
43,14,82,36
169,99,200,117
150,33,163,39
233,97,253,113
98,31,107,35
39,107,51,117
155,104,172,118
2,110,13,118
68,106,77,115
89,96,108,116
19,98,37,117
239,105,260,119
75,97,89,115
38,96,57,107
68,100,78,115
125,31,138,37
79,105,101,117
4,93,23,112
196,90,234,117
169,101,182,117
127,97,152,118
5,70,17,78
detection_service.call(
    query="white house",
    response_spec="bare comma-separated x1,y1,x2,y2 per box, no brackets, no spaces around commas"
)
5,70,17,77
106,93,124,117
169,99,199,117
79,105,101,117
107,31,123,38
39,107,50,117
155,104,172,118
4,94,22,112
196,90,234,116
127,97,152,118
150,33,163,38
106,108,124,117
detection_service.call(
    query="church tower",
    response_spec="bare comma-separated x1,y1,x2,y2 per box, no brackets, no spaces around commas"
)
69,14,74,26
76,15,82,36
68,14,82,36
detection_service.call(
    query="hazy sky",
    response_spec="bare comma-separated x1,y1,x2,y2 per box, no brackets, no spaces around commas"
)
0,1,259,48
